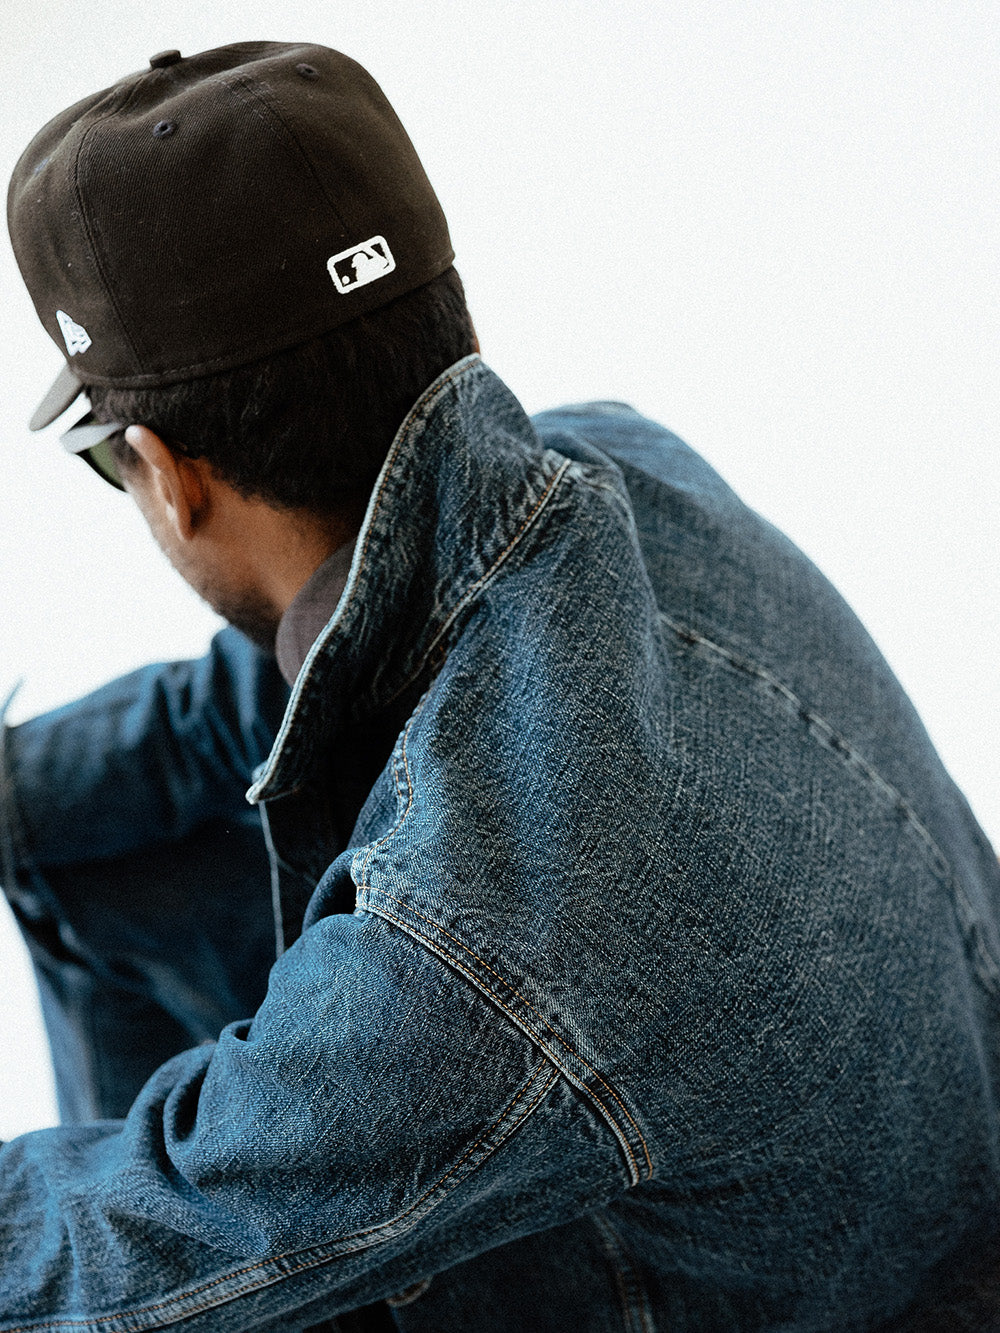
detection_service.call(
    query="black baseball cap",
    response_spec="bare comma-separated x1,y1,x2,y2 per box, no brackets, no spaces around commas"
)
7,41,455,447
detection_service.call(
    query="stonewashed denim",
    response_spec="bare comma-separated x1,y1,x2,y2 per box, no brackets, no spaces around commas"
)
1,355,999,1331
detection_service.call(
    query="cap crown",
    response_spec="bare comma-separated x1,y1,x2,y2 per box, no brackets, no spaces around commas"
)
7,41,454,388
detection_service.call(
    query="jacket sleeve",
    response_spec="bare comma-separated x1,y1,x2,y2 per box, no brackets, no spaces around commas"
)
0,627,289,877
0,887,629,1329
0,629,291,1122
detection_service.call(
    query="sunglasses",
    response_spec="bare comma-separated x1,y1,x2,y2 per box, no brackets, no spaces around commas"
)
59,412,128,491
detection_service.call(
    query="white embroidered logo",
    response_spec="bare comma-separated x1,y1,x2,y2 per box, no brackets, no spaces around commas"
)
56,310,92,356
327,236,396,294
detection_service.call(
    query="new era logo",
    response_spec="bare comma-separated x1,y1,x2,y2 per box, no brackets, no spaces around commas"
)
56,309,92,356
327,236,396,294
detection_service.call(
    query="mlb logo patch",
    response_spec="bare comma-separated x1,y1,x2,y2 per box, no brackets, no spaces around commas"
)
327,236,396,294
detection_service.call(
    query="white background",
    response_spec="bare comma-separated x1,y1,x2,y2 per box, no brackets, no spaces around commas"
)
1,1,997,1138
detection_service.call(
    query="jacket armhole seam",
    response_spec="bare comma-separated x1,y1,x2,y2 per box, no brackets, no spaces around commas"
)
362,892,648,1186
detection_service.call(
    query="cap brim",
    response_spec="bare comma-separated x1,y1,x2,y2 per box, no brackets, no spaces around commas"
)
29,362,85,431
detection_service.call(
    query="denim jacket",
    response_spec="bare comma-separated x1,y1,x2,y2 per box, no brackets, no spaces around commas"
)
1,356,999,1331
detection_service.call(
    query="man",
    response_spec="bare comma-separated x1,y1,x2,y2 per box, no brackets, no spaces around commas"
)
2,39,999,1333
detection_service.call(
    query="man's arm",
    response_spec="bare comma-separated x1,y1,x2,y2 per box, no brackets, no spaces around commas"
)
0,629,290,1121
0,897,626,1327
1,626,289,877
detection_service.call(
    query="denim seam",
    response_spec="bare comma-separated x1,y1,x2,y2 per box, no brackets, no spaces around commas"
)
659,612,1000,997
0,1062,557,1333
362,890,649,1186
323,358,476,646
356,674,652,1183
226,75,350,237
73,84,148,372
590,1212,656,1333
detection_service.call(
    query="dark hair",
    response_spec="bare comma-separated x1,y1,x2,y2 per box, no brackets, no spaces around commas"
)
88,266,476,515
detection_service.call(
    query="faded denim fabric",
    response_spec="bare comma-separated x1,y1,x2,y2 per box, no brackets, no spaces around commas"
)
1,355,999,1331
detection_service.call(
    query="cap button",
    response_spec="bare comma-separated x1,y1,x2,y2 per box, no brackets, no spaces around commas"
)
149,50,182,69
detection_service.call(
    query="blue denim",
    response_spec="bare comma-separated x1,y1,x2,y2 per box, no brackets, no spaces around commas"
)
1,355,998,1330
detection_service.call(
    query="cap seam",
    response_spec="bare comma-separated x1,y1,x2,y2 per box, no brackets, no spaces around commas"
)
225,72,351,240
73,79,149,376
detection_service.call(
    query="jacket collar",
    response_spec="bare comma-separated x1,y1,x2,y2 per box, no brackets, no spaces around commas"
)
247,355,570,803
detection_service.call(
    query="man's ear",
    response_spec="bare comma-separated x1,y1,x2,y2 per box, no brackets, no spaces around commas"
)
123,425,210,540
